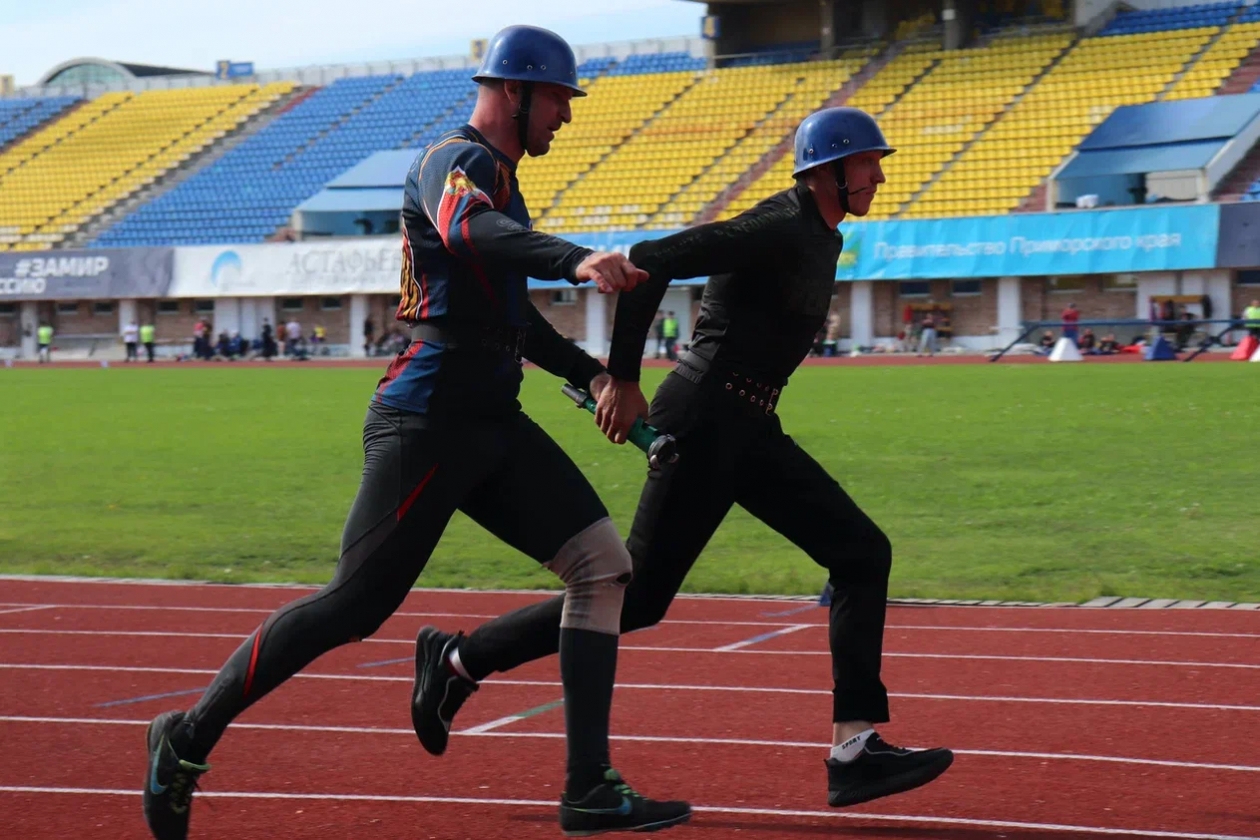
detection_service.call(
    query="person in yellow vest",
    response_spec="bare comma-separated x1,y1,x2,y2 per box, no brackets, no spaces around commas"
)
37,322,53,364
140,322,156,363
1245,299,1260,340
662,310,679,361
313,324,327,356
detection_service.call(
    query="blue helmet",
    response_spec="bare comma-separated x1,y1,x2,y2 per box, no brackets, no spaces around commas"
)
792,107,893,177
472,25,586,97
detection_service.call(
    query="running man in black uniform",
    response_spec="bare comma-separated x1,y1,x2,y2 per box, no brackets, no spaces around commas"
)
142,26,690,839
411,107,954,809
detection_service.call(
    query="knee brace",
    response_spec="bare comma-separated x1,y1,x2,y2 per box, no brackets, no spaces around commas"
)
545,517,633,635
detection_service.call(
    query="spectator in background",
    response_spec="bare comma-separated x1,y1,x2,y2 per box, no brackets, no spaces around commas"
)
915,310,937,357
1175,311,1196,352
1098,333,1119,355
313,324,328,356
652,310,667,359
1077,328,1097,354
1061,302,1079,345
192,320,206,361
228,330,245,360
140,320,156,363
1245,299,1260,340
261,319,277,361
1038,330,1057,355
285,317,302,357
122,319,139,363
37,322,53,364
662,310,679,361
363,317,375,357
214,330,232,361
824,311,842,357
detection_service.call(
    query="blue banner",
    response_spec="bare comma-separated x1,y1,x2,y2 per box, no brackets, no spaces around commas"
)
836,204,1220,280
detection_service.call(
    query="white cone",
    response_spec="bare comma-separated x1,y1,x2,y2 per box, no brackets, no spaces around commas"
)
1250,343,1260,362
1048,336,1083,362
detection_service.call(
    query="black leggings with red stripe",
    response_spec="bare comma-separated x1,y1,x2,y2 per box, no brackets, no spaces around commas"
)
182,403,608,761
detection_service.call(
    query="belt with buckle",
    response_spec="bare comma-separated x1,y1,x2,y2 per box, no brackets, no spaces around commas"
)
408,322,527,360
675,351,782,416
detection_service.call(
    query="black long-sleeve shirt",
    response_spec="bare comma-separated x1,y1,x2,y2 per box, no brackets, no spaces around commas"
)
608,183,842,386
376,125,604,417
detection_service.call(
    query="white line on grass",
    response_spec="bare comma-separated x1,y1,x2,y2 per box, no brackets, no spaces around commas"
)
0,785,1253,840
2,663,1257,711
2,715,1256,774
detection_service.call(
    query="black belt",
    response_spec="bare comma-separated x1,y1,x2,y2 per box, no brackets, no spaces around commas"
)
408,322,528,360
674,351,783,416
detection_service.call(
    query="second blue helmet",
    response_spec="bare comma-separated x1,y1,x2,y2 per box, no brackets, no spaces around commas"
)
792,107,894,177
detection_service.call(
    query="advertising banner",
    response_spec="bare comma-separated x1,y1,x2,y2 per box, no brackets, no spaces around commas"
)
836,204,1220,280
171,240,404,297
0,248,173,300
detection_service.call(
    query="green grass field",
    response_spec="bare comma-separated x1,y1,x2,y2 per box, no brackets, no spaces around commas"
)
1,363,1256,602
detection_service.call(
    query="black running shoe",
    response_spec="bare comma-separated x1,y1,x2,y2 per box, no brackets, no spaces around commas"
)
559,768,692,836
411,626,477,756
142,710,210,840
826,733,953,807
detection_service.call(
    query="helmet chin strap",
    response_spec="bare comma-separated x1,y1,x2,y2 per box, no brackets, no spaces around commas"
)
512,81,534,156
831,159,852,215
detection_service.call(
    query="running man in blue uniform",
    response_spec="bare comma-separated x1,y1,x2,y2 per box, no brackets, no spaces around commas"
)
142,26,691,839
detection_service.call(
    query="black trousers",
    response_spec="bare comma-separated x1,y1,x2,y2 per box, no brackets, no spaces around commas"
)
125,341,138,361
461,370,892,723
186,404,609,755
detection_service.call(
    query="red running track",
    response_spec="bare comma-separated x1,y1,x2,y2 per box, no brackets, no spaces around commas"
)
0,578,1257,840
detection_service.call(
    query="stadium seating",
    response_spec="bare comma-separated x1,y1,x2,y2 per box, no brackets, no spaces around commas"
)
917,25,1218,217
877,32,1073,219
515,61,694,226
97,61,620,247
1097,1,1239,36
0,96,80,151
0,84,291,251
1,7,1254,249
649,49,876,228
1166,19,1260,100
720,43,940,220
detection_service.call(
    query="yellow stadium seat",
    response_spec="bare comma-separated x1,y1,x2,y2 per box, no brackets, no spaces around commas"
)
0,82,293,245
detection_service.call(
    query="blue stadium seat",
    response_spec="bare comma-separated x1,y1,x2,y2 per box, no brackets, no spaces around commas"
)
86,51,705,247
1099,1,1241,36
0,95,81,149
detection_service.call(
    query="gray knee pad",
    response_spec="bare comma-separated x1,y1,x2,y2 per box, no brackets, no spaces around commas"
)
545,517,633,635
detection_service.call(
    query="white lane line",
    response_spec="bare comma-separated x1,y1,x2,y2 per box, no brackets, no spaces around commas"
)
2,715,1256,774
3,629,1255,671
712,623,813,652
0,786,1253,840
1,602,1256,638
0,605,56,616
1,663,1258,711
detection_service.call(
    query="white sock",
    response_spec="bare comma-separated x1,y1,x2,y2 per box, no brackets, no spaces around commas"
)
447,646,475,683
829,728,875,763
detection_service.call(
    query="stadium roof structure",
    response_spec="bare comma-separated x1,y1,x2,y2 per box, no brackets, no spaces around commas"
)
36,58,209,87
1050,94,1260,209
293,150,414,221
